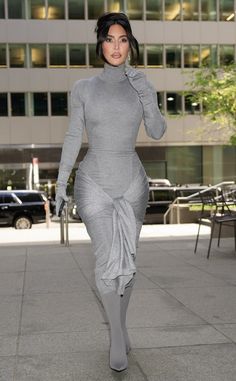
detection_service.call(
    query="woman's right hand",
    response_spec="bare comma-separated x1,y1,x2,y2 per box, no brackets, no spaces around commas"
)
55,187,68,216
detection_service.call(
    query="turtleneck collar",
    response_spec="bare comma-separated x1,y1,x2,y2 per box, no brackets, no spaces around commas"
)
100,63,127,83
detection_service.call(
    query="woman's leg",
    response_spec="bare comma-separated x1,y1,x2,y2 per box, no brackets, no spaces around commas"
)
120,277,135,354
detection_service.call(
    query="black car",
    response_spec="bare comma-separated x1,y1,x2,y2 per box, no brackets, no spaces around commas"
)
0,190,47,229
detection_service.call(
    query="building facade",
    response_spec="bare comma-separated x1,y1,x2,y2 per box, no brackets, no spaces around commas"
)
0,0,236,195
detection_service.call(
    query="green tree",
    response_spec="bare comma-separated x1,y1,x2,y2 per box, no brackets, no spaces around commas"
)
186,64,236,144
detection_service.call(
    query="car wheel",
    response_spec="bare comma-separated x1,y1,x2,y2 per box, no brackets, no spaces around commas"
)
14,216,32,229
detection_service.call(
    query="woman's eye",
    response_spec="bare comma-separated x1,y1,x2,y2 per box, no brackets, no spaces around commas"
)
121,38,128,43
105,37,113,43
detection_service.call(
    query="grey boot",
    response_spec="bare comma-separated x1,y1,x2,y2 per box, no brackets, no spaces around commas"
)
101,291,128,372
120,278,134,353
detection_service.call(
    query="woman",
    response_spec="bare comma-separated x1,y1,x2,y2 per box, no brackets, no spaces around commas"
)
56,12,166,372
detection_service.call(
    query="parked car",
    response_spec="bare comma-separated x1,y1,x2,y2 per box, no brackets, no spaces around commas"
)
0,190,47,229
144,184,208,224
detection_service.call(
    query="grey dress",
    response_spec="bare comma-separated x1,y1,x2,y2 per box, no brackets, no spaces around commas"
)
57,63,166,295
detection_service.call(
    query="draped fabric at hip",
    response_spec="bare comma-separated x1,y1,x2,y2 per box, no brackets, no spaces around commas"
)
74,166,149,295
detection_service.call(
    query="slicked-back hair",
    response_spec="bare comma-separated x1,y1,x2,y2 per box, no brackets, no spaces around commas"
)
95,12,139,66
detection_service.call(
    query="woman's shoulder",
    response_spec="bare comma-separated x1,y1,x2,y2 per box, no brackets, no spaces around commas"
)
72,76,98,99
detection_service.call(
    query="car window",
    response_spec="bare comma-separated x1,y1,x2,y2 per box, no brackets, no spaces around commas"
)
0,194,16,204
15,192,42,202
150,189,175,202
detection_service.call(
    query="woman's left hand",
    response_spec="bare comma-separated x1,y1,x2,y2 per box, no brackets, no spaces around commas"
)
125,66,148,94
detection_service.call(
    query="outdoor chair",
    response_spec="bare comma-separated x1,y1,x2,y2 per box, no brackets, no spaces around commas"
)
194,189,236,259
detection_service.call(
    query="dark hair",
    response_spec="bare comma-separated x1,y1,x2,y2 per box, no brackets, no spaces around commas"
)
95,12,139,66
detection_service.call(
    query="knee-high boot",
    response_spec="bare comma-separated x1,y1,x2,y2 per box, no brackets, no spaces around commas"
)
120,278,134,354
101,291,128,372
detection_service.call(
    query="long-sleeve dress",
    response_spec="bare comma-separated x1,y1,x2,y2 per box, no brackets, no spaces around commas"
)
57,62,166,296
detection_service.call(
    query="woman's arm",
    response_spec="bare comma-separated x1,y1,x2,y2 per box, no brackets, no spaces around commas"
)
125,67,167,139
56,80,86,214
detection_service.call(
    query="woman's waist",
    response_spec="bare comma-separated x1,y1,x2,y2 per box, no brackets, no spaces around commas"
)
87,147,136,157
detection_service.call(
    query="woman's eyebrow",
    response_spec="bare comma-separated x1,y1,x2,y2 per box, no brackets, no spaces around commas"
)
107,34,127,38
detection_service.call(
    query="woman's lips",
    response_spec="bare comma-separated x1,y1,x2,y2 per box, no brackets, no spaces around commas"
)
112,54,121,58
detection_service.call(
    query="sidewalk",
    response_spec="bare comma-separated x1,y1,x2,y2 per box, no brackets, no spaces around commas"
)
1,223,236,380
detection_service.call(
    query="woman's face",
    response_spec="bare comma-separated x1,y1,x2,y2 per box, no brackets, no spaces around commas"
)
102,24,130,66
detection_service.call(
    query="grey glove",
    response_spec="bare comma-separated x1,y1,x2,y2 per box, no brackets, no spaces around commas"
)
125,66,149,98
55,186,68,216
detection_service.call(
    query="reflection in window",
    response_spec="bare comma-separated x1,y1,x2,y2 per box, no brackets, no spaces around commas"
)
0,0,5,18
219,0,235,21
8,0,25,18
183,0,199,20
11,93,26,116
48,0,65,19
0,93,8,116
69,44,86,67
88,0,104,19
28,0,46,19
166,45,181,68
49,44,66,67
30,44,46,67
9,45,26,68
89,44,103,68
157,92,164,112
137,44,144,67
219,45,235,65
165,0,181,20
201,0,217,20
51,93,68,116
32,93,48,116
167,93,182,114
184,94,200,114
147,45,163,68
201,45,217,66
107,0,124,13
68,0,84,19
184,45,200,68
146,0,162,20
127,0,143,20
0,44,6,67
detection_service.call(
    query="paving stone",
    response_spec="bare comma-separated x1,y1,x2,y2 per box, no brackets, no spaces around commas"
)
0,356,15,381
0,295,21,336
132,343,236,381
0,272,24,296
0,336,17,356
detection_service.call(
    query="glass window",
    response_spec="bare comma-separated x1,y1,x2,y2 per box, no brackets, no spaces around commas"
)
137,44,144,67
30,44,46,67
0,93,8,116
147,45,163,68
157,92,164,112
126,0,143,20
219,45,235,65
0,44,6,67
166,45,181,68
8,0,25,18
0,0,5,18
184,94,200,114
184,45,200,68
48,0,65,19
11,93,26,116
32,93,48,116
201,45,217,66
89,44,103,67
219,0,235,21
167,93,182,114
165,0,181,20
201,0,217,21
69,44,86,67
28,0,46,19
68,0,84,19
49,44,66,67
51,93,68,116
183,0,199,20
9,45,26,68
107,0,124,13
88,0,104,19
146,0,162,20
